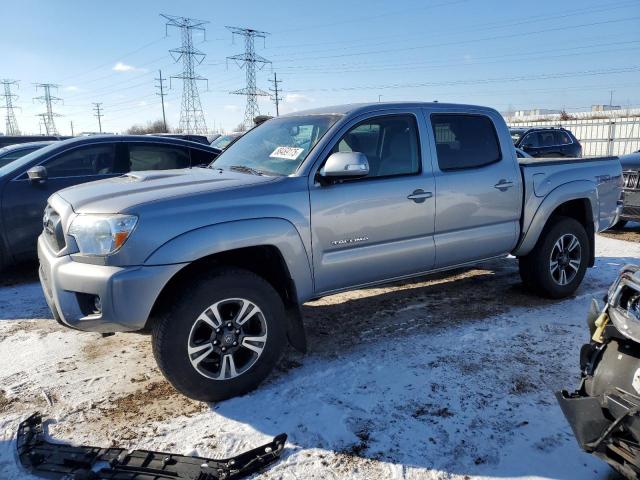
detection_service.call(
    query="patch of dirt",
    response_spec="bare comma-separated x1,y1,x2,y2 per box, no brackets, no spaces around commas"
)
302,259,551,355
0,320,61,341
0,390,14,413
103,381,206,429
598,224,640,243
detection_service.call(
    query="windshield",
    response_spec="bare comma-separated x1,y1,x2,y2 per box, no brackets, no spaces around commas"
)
211,134,239,150
0,142,61,177
211,114,342,176
0,145,44,168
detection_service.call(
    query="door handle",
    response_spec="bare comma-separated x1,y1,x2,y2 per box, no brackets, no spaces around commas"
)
494,179,514,191
407,189,433,203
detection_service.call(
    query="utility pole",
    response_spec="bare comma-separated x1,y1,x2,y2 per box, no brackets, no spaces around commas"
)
268,72,282,116
226,26,271,129
33,83,61,135
161,14,208,134
0,79,21,135
92,102,103,133
155,69,168,132
70,120,74,136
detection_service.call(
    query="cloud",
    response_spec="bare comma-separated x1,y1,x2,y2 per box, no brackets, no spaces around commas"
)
223,104,241,112
64,85,79,92
113,62,141,72
284,93,312,104
137,101,148,107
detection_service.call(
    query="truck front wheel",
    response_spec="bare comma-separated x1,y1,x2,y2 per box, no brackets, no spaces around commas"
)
152,267,287,402
518,216,589,299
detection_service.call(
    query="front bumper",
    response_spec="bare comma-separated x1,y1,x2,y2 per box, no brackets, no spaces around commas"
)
557,389,640,479
38,235,184,332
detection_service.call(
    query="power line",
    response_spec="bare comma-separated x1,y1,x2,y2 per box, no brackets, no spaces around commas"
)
155,69,168,132
226,26,271,128
161,14,209,134
92,102,104,133
272,15,640,64
268,72,282,116
0,79,20,135
287,66,640,94
33,83,62,135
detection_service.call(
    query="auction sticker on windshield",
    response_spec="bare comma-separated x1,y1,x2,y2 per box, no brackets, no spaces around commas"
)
270,146,304,160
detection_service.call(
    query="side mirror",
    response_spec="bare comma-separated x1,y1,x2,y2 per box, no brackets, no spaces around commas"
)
319,152,369,180
27,165,48,184
521,143,533,150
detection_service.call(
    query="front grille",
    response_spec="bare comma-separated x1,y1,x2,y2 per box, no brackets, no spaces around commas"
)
623,170,640,190
42,204,66,252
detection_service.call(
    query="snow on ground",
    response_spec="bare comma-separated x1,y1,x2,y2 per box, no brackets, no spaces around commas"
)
0,234,639,479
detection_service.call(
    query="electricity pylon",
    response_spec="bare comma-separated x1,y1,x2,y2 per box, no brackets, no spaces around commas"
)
0,79,21,135
161,14,208,134
226,26,271,128
33,83,62,135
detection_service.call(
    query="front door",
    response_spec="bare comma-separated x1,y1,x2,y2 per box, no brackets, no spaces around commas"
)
309,112,436,294
427,111,521,268
2,143,120,259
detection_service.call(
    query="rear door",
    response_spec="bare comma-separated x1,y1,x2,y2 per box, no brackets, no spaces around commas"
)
309,110,436,293
2,143,120,259
426,111,521,268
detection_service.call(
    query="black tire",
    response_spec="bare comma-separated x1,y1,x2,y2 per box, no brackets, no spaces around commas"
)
518,216,589,299
610,220,628,230
152,267,287,402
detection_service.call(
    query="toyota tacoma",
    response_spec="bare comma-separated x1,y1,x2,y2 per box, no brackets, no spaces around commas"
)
38,102,623,401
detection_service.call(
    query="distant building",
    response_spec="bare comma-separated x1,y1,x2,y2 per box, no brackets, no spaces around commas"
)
591,104,622,112
514,108,561,118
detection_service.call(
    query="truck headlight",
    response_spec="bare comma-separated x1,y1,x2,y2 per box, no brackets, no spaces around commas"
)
68,214,138,256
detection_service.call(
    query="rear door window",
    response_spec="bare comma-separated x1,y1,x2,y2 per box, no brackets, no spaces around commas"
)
45,144,116,177
538,131,555,147
431,114,501,171
127,144,190,171
555,131,572,145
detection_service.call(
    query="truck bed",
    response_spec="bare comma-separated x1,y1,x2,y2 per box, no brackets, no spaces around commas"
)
518,156,619,167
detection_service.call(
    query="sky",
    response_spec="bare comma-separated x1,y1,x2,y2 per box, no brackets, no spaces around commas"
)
1,0,639,135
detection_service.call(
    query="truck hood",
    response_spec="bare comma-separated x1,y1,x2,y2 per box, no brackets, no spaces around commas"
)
55,168,277,214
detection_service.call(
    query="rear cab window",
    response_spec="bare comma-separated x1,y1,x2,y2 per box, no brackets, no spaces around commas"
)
431,114,501,171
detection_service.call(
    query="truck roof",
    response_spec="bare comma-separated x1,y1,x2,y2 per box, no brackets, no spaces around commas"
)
282,102,500,117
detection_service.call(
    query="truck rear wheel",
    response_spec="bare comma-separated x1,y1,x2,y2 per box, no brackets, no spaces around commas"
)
152,267,287,402
518,216,589,299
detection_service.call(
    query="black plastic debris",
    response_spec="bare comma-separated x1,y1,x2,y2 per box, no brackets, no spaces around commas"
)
17,412,287,479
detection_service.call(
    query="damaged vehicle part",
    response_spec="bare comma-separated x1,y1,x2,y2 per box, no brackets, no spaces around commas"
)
17,412,287,479
557,264,640,479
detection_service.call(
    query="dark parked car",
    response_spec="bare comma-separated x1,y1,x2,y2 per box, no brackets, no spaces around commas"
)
615,149,640,228
0,142,53,168
0,135,221,268
145,133,210,145
510,127,582,158
0,135,71,149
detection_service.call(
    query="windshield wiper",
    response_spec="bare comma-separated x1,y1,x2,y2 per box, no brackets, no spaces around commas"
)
229,165,265,176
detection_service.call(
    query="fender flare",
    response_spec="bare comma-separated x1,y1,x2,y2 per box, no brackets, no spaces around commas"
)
144,217,314,303
513,180,597,258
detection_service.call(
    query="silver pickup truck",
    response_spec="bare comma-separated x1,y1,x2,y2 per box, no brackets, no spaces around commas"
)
38,102,623,401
